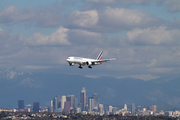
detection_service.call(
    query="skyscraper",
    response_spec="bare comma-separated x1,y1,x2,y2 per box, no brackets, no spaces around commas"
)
88,97,94,112
131,103,135,115
33,102,39,112
73,98,78,109
104,104,109,115
61,95,66,110
64,101,70,113
80,87,86,111
151,105,157,112
109,106,113,113
53,97,58,112
93,93,100,109
57,95,61,108
18,100,24,110
99,104,104,115
124,104,127,111
66,95,74,109
50,100,53,112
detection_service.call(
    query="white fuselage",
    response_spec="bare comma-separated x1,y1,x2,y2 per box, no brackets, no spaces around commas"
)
66,57,101,66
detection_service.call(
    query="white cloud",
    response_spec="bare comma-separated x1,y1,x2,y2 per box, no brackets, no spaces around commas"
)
86,0,116,4
85,0,152,5
26,27,71,46
65,7,162,32
147,59,157,67
26,27,103,46
85,0,180,12
0,28,24,55
65,10,98,29
129,74,160,81
126,26,180,45
0,5,62,27
67,29,103,45
163,0,180,12
99,7,161,30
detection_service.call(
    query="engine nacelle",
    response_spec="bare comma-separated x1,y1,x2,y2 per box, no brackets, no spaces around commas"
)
69,62,75,66
87,61,96,65
88,61,92,65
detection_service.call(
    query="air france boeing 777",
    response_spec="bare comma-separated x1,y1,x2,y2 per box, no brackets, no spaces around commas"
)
66,51,116,69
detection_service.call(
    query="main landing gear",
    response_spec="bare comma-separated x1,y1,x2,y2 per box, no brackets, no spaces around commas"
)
88,66,92,68
78,65,92,69
79,65,83,69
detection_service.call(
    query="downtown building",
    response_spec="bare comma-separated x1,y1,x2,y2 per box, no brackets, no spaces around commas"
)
33,102,39,112
80,87,87,111
18,100,24,110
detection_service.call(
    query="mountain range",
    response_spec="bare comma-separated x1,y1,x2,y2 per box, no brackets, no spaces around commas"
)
0,70,180,108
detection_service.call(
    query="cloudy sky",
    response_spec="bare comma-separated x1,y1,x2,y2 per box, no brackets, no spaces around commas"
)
0,0,180,80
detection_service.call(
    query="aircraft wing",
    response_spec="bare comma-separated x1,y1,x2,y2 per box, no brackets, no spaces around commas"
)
92,58,116,63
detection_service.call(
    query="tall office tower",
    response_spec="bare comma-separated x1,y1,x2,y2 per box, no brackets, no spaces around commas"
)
88,97,94,112
93,93,100,109
151,105,157,112
80,87,86,111
53,97,58,112
104,104,109,114
57,95,61,108
66,95,74,109
61,95,66,110
112,107,117,114
131,103,135,115
109,106,113,113
33,102,39,112
98,104,104,115
18,100,24,110
124,104,127,111
64,101,70,113
48,106,51,112
73,98,78,109
50,100,53,112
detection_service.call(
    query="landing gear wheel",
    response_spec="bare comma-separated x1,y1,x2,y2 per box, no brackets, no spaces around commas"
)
88,66,92,68
79,65,83,69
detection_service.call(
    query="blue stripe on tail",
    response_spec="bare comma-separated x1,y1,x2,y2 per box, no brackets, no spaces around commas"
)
96,51,103,60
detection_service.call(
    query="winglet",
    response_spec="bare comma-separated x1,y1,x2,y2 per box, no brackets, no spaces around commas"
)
96,51,103,60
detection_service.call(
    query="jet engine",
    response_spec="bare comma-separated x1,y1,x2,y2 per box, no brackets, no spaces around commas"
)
69,62,75,66
86,61,92,65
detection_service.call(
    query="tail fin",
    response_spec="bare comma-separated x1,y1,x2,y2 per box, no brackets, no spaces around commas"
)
96,51,103,60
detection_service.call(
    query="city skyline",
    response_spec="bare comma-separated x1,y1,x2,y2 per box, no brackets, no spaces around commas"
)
2,87,178,117
1,86,180,118
14,87,161,115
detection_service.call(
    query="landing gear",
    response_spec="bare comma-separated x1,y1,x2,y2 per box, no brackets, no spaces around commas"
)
79,65,83,69
69,63,72,66
88,66,92,68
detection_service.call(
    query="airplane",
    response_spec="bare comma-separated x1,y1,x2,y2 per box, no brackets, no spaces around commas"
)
66,51,116,69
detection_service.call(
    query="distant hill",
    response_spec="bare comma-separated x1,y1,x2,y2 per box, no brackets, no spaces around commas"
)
0,71,180,108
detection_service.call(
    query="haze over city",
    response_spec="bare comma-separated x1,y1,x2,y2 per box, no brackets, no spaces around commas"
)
1,0,180,112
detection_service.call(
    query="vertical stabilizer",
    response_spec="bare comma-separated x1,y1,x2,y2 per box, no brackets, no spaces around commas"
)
96,51,103,60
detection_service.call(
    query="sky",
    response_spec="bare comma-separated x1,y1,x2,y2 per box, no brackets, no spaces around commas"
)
0,0,180,81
